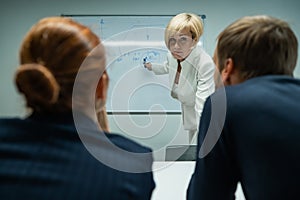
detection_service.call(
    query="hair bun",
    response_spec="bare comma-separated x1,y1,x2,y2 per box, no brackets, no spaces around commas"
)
15,64,60,109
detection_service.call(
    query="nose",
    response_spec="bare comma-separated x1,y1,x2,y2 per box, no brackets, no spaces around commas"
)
174,41,180,48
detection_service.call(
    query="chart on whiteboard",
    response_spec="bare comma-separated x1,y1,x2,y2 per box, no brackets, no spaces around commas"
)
69,15,205,112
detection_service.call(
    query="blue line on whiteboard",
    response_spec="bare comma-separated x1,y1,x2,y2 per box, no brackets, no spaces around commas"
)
99,19,104,36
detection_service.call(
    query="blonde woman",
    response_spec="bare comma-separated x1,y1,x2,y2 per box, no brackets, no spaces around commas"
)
144,13,215,143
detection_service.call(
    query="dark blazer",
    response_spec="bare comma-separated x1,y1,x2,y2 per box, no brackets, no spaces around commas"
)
187,75,300,200
0,112,155,200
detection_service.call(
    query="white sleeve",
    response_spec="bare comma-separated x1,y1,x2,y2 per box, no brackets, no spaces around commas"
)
151,55,170,75
195,54,215,128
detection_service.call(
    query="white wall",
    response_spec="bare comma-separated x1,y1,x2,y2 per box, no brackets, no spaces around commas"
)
107,114,187,160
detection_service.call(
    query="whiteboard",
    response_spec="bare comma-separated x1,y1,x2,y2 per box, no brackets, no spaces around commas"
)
64,15,206,113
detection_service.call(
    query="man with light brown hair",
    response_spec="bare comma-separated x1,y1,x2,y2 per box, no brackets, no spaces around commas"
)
187,15,300,200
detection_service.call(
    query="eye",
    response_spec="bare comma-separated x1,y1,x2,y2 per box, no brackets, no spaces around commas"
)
178,36,190,45
179,37,188,42
168,38,176,46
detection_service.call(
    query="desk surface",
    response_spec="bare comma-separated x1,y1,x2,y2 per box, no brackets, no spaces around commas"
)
151,161,245,200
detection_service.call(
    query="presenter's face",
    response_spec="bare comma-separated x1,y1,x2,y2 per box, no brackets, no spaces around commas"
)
168,28,195,60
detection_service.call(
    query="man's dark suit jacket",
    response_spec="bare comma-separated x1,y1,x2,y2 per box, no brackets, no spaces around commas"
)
187,75,300,200
0,112,155,199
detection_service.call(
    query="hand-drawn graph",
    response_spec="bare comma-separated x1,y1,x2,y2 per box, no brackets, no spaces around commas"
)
65,15,205,112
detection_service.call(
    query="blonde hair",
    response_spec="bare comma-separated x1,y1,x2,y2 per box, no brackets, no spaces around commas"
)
165,13,203,48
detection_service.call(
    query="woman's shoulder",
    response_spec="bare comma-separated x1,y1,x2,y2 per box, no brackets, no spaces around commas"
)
0,117,25,127
193,46,212,59
186,46,214,68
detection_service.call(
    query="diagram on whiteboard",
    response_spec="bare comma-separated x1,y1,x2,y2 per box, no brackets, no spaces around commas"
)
70,15,205,112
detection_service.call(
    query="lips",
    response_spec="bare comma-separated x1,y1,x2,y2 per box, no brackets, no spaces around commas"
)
172,52,183,57
173,51,183,55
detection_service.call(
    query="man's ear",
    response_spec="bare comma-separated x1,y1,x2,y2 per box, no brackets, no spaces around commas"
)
221,58,235,85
